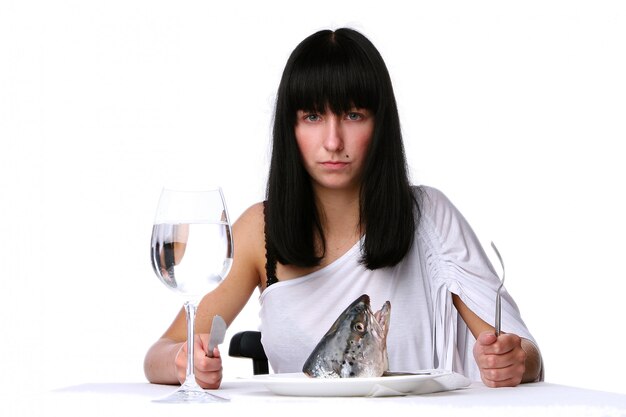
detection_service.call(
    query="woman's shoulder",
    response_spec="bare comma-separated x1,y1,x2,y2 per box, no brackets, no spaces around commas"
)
412,184,477,247
412,184,469,233
230,201,267,277
233,201,266,233
412,184,453,212
239,201,265,218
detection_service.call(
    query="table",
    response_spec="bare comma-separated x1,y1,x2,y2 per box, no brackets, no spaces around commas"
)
30,380,626,417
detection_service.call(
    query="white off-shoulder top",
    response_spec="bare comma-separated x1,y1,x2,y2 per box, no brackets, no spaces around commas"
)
258,186,540,381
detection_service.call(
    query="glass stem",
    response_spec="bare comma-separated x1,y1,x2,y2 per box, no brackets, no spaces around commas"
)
182,300,200,390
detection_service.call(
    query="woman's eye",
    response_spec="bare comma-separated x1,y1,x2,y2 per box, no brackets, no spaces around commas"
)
346,112,362,121
305,114,320,122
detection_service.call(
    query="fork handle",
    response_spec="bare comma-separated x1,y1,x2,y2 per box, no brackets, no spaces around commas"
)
495,294,502,336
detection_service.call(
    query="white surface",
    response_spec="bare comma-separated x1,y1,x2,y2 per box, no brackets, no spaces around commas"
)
249,370,470,397
1,0,626,403
35,380,626,417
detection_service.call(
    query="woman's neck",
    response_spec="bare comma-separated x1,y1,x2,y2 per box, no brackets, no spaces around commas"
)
313,186,362,239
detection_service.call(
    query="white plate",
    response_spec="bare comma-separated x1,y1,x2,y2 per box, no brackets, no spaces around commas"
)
252,370,471,397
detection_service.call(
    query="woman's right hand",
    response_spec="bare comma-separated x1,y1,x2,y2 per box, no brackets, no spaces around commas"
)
174,333,223,389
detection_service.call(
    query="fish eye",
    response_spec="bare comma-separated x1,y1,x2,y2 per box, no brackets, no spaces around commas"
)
353,322,365,332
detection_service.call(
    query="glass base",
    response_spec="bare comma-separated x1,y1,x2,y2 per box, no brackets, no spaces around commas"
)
153,386,230,403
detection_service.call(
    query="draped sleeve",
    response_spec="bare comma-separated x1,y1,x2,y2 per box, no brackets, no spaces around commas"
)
416,186,542,381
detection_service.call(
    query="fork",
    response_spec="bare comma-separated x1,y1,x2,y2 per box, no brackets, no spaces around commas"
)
490,241,505,337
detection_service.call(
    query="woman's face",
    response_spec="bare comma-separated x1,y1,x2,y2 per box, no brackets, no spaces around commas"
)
295,107,374,193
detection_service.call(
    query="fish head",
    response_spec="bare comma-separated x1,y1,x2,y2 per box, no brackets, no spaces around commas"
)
302,294,391,378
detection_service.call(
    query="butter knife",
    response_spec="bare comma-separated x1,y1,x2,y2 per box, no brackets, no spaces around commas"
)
206,315,227,358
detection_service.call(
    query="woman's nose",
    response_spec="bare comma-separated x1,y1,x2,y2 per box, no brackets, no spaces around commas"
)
323,116,344,152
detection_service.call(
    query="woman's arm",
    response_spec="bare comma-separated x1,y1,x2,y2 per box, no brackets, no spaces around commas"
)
143,203,267,388
452,294,542,387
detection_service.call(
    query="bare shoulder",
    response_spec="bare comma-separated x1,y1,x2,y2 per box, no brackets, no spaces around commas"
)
230,201,266,280
233,201,265,239
235,201,264,224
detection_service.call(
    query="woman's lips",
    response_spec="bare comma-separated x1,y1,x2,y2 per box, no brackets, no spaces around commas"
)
320,161,349,169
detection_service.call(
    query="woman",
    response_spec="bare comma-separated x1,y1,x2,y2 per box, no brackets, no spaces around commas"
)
144,28,542,389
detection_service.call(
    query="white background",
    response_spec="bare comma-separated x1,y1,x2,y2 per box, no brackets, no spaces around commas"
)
2,0,625,402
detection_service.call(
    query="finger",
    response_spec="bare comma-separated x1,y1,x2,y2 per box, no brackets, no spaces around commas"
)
476,344,527,369
195,369,223,389
198,333,209,351
473,332,499,359
193,334,208,352
481,362,526,387
211,346,222,359
194,353,223,389
480,351,526,374
476,340,527,388
195,348,223,372
482,374,523,388
174,343,188,384
479,333,520,356
205,346,220,358
476,331,497,347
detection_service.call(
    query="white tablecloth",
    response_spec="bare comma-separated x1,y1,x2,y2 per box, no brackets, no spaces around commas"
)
22,380,626,417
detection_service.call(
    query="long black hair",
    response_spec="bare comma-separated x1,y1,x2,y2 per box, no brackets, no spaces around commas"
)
266,28,419,270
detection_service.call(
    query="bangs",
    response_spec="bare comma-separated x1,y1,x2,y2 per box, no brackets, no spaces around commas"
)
286,37,380,115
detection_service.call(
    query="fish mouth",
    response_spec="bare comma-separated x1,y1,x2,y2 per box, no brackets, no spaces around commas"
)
373,300,391,337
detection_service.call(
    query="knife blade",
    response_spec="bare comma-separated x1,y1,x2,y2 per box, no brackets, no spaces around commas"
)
206,315,227,358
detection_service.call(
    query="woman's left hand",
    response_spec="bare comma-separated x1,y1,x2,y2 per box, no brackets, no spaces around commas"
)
473,331,527,387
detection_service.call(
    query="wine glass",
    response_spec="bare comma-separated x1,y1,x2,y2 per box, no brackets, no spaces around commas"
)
150,187,233,403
